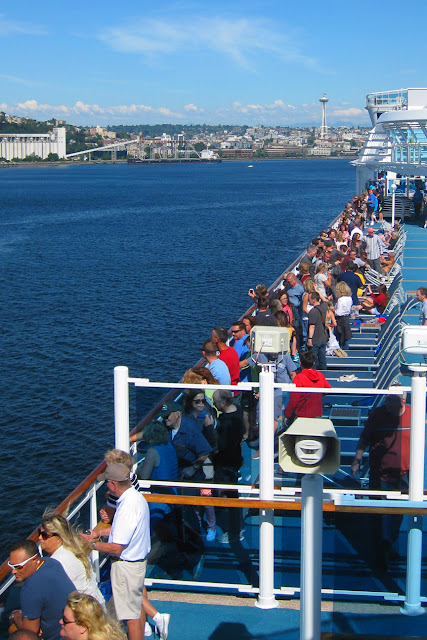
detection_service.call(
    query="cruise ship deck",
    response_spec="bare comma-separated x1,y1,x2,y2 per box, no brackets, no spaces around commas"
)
138,220,427,640
2,221,427,640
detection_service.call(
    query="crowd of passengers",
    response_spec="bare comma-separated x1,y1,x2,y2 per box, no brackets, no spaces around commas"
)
4,187,405,640
123,186,401,547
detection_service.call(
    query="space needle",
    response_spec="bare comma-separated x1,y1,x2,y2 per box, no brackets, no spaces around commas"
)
319,94,329,138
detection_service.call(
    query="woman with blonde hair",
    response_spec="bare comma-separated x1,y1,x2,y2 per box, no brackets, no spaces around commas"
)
314,262,331,299
298,261,311,283
39,510,105,606
301,278,314,346
335,281,353,352
60,591,126,640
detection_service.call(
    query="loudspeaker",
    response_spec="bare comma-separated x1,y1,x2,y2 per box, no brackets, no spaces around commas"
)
250,326,290,354
401,325,427,355
278,417,340,474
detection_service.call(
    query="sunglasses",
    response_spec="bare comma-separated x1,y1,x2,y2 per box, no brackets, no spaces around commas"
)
8,553,38,570
38,528,60,540
61,614,76,626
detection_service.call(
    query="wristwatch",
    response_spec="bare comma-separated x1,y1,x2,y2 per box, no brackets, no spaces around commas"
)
91,537,100,550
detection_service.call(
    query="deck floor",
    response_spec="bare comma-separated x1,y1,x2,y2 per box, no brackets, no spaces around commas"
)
147,593,427,640
143,219,427,638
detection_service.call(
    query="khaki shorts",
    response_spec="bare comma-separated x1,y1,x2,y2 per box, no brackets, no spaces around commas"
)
110,558,146,620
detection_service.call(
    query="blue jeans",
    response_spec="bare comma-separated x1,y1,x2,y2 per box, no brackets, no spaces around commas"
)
310,341,327,370
302,318,309,350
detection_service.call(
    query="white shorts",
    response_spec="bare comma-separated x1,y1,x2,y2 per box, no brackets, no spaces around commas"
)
110,558,146,620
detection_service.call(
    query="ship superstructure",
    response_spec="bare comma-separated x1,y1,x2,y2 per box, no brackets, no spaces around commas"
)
354,88,427,193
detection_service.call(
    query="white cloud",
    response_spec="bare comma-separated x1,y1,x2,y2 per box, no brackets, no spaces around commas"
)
331,107,364,117
15,99,69,114
2,97,368,127
2,99,183,121
98,17,319,71
0,14,47,36
184,103,204,113
232,100,299,115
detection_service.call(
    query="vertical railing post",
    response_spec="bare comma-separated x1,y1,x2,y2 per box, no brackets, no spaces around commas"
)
402,367,426,616
391,183,397,227
300,474,323,640
89,486,100,582
114,366,130,453
256,365,278,609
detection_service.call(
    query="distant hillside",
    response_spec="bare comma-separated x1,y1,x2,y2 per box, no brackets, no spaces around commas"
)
107,123,249,137
0,112,53,134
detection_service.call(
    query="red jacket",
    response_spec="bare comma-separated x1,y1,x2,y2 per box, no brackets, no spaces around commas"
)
284,368,331,418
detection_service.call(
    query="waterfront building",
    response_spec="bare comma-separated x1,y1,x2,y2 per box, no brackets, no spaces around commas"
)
0,127,66,160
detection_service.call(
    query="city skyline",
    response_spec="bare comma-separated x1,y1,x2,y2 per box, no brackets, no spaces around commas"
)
0,0,425,127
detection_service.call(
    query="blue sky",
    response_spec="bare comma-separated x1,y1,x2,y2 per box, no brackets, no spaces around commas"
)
1,0,426,127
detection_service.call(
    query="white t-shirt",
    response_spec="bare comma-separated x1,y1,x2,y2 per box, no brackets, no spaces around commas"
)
314,272,328,297
335,296,353,317
52,546,105,606
109,487,151,561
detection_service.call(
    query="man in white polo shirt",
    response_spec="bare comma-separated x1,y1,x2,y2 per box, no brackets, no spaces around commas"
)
85,463,150,640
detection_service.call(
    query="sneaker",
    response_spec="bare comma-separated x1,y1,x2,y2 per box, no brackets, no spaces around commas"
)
155,613,170,640
145,622,153,637
206,528,216,542
219,530,245,544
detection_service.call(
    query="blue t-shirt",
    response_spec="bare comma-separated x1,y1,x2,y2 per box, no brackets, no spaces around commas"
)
286,281,305,313
367,193,378,211
207,359,231,385
21,557,75,640
232,334,249,358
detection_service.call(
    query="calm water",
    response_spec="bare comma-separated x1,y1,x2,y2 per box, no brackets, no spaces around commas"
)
0,159,354,555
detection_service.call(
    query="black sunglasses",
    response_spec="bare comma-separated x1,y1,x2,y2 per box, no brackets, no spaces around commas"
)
38,527,60,540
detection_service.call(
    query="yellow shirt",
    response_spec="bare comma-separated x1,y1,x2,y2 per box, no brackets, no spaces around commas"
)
357,272,365,298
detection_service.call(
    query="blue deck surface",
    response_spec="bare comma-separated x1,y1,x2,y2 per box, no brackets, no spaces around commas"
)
147,598,427,640
143,220,427,637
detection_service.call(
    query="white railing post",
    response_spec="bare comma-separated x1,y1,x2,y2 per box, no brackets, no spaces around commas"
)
402,367,426,616
89,486,100,582
300,474,323,640
256,365,278,609
114,366,130,453
391,183,397,227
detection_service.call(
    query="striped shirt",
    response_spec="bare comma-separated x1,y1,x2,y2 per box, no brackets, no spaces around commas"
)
106,470,139,508
365,234,385,260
